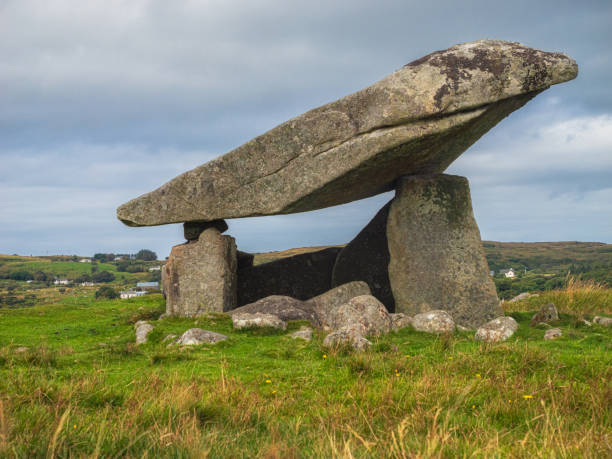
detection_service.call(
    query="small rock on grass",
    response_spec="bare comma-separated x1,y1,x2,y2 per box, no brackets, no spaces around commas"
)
530,303,559,326
162,334,177,343
289,326,313,341
475,316,518,343
232,312,287,330
329,295,391,336
544,328,562,340
170,328,228,346
390,313,412,331
593,316,612,327
323,324,371,351
411,310,455,334
135,321,154,345
14,346,29,354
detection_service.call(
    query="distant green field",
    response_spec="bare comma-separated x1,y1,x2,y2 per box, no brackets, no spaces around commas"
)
0,260,116,278
0,284,610,456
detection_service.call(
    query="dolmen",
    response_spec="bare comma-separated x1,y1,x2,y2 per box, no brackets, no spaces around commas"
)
118,39,577,329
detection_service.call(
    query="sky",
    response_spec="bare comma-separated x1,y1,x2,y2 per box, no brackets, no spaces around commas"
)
1,0,611,258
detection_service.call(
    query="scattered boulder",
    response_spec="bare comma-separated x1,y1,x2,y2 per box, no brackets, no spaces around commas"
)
509,292,539,302
117,40,577,227
305,281,372,329
329,295,392,336
475,317,519,343
232,312,287,330
388,175,502,329
411,310,456,334
231,295,319,326
530,303,559,326
289,326,313,341
163,227,237,317
134,321,154,345
14,346,29,354
323,324,371,351
593,316,612,327
162,334,177,343
390,313,412,331
237,247,341,306
171,328,228,346
544,328,562,340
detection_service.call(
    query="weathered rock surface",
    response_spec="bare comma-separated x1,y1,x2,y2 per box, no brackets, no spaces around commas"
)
289,326,313,341
162,334,178,343
134,321,154,345
171,328,228,346
530,303,559,326
544,328,562,340
163,228,237,317
475,317,519,343
118,40,577,227
323,324,371,351
390,313,413,331
411,310,456,334
331,203,395,310
232,312,287,330
237,247,340,306
329,295,392,336
184,219,228,240
231,295,319,325
593,316,612,327
305,281,372,329
388,174,501,328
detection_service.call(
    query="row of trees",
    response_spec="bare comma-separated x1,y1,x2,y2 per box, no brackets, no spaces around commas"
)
93,249,157,263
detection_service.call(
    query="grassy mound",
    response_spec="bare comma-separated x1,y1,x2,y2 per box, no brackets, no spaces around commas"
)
0,285,610,457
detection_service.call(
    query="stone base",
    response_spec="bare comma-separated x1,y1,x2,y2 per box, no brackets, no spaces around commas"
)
332,173,501,327
388,174,501,327
162,227,237,316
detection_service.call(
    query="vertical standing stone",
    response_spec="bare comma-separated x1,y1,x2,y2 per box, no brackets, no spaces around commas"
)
331,202,395,311
387,174,501,328
163,227,237,317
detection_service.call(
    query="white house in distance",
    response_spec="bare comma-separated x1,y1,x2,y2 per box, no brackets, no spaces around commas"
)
499,268,516,278
148,266,161,271
120,290,146,299
53,279,70,285
79,258,91,263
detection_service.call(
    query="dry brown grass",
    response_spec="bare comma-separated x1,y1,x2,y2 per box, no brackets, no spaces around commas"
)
505,275,612,316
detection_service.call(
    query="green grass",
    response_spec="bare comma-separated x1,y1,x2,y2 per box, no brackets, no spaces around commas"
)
0,292,611,457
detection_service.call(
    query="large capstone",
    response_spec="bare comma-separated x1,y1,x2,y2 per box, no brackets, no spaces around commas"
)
117,40,577,227
162,227,237,317
387,174,502,328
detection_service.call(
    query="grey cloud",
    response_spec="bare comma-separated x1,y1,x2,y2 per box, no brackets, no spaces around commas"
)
1,0,611,256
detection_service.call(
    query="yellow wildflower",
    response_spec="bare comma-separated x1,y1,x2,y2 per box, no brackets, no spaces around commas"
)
322,354,327,359
523,395,533,399
265,379,271,384
476,373,481,378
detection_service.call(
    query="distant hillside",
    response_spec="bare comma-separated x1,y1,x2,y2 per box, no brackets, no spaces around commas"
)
482,241,612,273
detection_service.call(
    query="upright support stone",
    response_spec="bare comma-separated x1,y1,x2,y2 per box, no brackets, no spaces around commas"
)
163,227,237,316
387,174,501,327
331,202,395,311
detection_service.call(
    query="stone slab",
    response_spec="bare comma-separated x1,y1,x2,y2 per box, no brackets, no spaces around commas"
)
118,40,577,226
